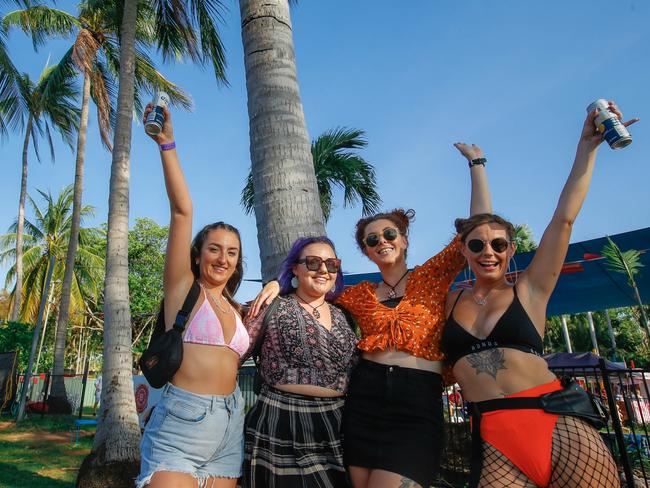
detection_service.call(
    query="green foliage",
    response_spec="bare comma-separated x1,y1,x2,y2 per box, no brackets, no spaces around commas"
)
242,127,381,222
602,236,643,287
513,223,537,253
0,321,34,371
128,218,167,354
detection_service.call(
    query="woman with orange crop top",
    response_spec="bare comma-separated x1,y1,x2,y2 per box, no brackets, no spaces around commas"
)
136,105,248,488
440,103,636,487
251,141,492,488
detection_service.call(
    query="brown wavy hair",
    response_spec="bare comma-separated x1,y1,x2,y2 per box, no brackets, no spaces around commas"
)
454,213,516,242
355,208,416,255
190,222,243,315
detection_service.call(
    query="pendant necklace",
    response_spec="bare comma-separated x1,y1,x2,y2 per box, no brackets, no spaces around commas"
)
201,283,233,315
382,270,409,299
295,293,327,319
471,287,494,306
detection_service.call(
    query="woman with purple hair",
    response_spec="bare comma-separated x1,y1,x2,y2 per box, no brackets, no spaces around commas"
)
241,236,358,488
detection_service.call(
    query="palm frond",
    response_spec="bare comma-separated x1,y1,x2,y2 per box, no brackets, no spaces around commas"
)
89,58,114,150
2,6,80,49
602,236,643,288
0,30,23,137
240,170,255,215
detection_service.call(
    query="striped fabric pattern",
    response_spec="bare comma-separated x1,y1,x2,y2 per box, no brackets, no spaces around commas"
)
242,385,349,487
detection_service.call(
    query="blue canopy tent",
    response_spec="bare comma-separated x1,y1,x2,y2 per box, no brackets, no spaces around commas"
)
544,352,626,370
342,227,650,317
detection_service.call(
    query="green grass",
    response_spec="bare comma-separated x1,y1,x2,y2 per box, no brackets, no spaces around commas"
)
0,415,94,488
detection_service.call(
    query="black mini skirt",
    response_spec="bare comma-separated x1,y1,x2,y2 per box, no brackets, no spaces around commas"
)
343,358,444,488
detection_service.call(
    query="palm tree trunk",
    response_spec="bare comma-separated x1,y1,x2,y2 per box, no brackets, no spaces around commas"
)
11,116,33,322
77,2,140,485
35,279,57,373
16,252,56,422
239,0,325,282
49,70,91,413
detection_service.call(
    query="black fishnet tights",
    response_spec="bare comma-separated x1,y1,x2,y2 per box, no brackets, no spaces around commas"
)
478,415,619,487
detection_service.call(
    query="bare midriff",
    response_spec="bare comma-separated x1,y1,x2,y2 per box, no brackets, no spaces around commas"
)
363,350,443,374
273,384,345,398
172,343,240,395
452,348,557,403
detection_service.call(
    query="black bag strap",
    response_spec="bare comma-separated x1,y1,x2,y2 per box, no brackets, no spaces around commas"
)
251,297,281,363
172,281,201,332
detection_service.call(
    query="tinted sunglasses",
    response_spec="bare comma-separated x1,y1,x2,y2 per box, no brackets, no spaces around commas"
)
296,255,342,273
466,238,511,254
364,228,400,248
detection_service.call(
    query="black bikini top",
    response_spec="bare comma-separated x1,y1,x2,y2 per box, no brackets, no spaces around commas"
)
441,286,544,366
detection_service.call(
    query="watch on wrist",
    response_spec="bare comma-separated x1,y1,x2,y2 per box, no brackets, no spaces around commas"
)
469,157,487,168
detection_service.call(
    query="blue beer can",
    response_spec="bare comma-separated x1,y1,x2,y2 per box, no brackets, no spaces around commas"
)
145,92,170,136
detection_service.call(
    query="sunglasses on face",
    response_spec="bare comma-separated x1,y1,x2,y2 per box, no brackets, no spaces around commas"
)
296,255,342,273
466,238,511,254
364,228,400,248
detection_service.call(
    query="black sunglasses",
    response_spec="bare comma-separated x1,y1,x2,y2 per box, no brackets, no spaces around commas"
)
364,228,400,248
466,238,511,254
296,256,342,273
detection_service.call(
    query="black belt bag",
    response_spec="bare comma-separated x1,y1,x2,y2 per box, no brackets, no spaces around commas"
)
468,379,609,487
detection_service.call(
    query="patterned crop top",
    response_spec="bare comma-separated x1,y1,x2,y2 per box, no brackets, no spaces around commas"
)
336,235,465,361
243,296,359,393
183,291,249,357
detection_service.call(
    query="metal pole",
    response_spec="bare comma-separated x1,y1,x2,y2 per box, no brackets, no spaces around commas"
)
560,315,573,353
78,356,90,419
586,311,600,356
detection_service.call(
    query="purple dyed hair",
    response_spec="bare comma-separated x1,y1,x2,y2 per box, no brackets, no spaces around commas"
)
277,236,345,300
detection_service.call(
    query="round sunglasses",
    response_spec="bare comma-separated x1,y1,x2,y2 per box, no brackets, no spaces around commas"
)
466,238,511,254
296,256,342,273
364,228,401,248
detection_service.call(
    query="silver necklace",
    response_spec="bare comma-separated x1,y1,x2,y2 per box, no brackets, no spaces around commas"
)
295,293,327,319
382,270,409,299
201,283,233,315
471,287,493,306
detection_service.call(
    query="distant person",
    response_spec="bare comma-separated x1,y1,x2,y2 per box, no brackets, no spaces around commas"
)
136,105,248,488
92,374,102,415
441,103,636,487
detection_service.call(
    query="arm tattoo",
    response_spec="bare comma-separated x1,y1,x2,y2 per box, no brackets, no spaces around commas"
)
398,478,421,488
466,349,507,379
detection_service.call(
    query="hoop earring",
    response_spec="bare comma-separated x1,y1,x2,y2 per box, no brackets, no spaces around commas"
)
507,257,519,284
291,276,299,288
463,265,475,287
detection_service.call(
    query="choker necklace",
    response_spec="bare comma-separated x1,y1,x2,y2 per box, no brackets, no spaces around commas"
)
295,293,327,319
200,283,232,314
382,270,409,299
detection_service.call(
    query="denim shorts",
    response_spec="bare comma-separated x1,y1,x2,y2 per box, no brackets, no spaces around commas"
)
135,382,245,487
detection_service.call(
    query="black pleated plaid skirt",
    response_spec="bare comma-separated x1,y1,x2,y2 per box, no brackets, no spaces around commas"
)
242,384,349,488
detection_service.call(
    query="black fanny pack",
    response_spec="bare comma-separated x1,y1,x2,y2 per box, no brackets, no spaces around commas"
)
467,378,609,487
139,282,200,389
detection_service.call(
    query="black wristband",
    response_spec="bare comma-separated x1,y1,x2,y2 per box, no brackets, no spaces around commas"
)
469,157,487,168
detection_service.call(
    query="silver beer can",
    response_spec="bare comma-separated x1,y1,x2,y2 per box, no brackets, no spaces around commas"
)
144,92,170,136
586,99,632,149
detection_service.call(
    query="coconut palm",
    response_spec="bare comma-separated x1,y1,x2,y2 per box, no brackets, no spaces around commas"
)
602,236,650,342
77,1,229,483
240,0,325,282
242,127,381,222
2,64,79,324
0,185,103,421
513,223,537,253
0,17,20,137
4,0,192,413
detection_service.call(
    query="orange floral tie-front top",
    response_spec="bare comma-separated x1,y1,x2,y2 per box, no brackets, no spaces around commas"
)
336,235,465,361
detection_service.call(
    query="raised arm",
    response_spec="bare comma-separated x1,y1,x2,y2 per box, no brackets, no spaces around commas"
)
143,105,194,302
523,102,638,300
454,143,492,216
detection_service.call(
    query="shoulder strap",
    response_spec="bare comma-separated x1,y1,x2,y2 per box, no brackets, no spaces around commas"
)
172,281,201,332
252,296,281,361
450,288,464,313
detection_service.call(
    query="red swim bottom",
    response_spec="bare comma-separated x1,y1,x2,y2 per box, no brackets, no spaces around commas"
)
480,379,562,487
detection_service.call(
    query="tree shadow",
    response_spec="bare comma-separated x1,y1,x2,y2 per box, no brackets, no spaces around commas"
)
0,462,74,488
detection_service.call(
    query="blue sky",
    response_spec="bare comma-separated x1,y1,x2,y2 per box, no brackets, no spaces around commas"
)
1,0,648,302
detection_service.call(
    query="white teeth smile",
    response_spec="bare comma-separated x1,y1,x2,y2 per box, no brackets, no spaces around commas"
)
479,261,498,268
378,248,393,255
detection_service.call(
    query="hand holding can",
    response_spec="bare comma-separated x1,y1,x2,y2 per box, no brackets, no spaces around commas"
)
144,92,170,136
586,99,634,149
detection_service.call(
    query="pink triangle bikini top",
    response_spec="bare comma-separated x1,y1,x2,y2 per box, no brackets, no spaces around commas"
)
183,291,249,357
